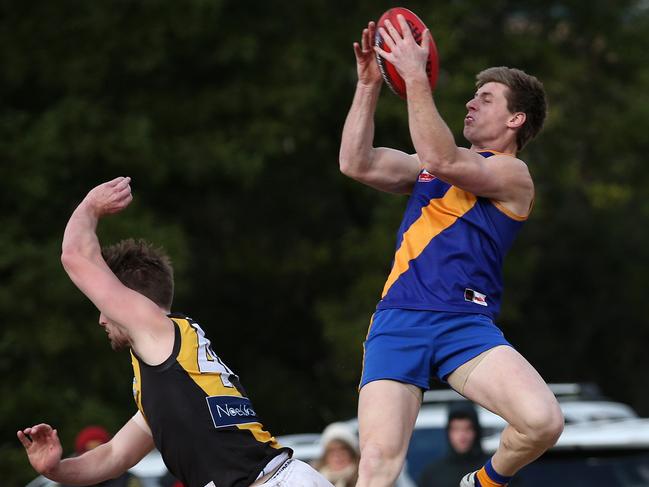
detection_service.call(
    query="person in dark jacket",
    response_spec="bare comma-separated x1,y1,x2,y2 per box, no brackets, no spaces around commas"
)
418,404,488,487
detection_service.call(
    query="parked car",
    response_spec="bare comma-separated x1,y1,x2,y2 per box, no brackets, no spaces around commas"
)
403,383,639,481
483,418,649,486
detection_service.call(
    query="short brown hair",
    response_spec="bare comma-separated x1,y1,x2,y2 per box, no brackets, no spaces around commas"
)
476,66,547,151
102,238,174,310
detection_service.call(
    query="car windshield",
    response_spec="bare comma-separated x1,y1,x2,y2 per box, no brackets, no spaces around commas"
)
514,450,649,487
406,426,448,480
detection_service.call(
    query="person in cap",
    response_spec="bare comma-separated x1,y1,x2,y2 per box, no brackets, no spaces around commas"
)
314,422,359,487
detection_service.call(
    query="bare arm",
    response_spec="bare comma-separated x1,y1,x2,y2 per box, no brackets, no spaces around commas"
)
60,177,174,364
375,17,533,211
17,416,154,486
339,21,421,194
405,74,532,208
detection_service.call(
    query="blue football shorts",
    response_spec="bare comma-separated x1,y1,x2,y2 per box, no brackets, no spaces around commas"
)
359,308,512,390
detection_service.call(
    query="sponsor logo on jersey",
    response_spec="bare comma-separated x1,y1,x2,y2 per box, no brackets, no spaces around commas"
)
206,395,259,428
418,170,435,182
464,288,488,306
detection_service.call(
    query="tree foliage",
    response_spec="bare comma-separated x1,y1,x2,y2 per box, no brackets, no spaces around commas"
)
1,1,648,484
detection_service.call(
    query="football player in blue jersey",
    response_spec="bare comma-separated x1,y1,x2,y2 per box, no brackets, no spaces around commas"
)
339,17,563,487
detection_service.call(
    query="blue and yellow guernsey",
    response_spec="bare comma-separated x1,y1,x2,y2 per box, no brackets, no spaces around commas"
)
131,314,289,487
377,151,528,320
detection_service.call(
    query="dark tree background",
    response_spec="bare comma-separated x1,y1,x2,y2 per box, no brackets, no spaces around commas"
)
2,1,648,484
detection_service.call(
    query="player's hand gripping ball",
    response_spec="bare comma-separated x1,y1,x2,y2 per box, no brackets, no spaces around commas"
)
375,7,439,99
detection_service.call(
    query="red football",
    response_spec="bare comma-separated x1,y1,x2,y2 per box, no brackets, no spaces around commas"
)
375,7,439,99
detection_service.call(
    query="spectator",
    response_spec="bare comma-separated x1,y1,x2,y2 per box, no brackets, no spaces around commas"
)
75,426,111,456
314,422,359,487
418,404,488,487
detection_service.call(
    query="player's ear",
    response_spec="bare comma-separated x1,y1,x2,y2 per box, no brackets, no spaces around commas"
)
507,112,526,129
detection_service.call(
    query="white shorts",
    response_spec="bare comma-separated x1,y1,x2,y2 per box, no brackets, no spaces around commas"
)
260,458,334,487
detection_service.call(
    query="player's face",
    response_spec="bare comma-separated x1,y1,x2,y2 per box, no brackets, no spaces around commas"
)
98,312,130,351
463,82,516,147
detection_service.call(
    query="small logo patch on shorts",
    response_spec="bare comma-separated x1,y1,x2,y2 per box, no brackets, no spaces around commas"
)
464,288,488,306
206,395,259,428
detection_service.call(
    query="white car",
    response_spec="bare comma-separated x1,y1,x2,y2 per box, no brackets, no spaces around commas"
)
404,383,639,481
482,418,649,485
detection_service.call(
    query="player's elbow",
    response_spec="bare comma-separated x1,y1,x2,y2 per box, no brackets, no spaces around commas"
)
60,248,87,277
339,148,375,180
61,249,75,272
90,442,131,482
418,149,457,177
338,146,358,174
419,155,449,176
339,155,362,179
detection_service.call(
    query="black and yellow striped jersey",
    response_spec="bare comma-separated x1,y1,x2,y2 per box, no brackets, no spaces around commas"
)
131,313,290,487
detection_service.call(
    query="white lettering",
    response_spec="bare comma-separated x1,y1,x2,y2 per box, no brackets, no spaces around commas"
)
190,322,237,388
215,403,256,418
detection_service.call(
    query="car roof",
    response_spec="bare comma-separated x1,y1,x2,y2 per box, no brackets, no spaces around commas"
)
422,383,624,405
420,383,638,426
415,403,507,428
482,418,649,452
559,401,637,423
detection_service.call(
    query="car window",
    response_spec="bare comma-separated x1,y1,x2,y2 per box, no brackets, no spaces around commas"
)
405,427,448,482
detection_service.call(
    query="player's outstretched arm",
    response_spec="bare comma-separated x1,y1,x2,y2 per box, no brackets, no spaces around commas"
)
17,417,154,486
61,177,174,364
339,21,421,194
375,16,532,205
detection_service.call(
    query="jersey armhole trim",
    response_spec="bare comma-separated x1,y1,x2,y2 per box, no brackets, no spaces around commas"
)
490,199,532,221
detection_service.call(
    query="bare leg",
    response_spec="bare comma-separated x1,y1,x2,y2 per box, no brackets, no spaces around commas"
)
355,380,422,487
448,346,564,476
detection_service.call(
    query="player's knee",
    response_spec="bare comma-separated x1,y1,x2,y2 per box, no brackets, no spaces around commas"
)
541,405,564,447
523,402,564,449
358,442,402,482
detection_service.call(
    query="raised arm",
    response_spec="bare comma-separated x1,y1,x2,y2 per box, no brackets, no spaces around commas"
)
60,177,174,364
375,16,533,213
17,415,154,486
339,21,421,194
